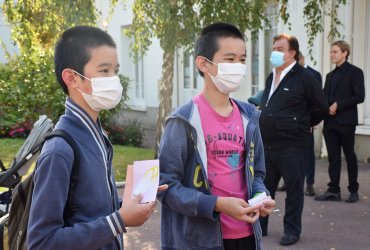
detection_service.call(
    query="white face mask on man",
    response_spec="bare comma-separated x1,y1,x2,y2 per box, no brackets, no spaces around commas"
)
72,70,123,112
203,57,247,94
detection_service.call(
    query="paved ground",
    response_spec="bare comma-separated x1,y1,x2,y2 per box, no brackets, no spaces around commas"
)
119,159,370,250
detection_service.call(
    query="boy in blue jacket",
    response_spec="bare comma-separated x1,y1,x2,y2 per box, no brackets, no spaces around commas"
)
27,26,165,250
158,22,275,250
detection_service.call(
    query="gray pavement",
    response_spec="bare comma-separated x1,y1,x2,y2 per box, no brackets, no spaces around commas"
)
120,159,370,250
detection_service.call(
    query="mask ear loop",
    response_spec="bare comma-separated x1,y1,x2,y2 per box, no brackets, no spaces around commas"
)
70,69,92,96
71,69,91,81
202,56,218,78
202,56,218,66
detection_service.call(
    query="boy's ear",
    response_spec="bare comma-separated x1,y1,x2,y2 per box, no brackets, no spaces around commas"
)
61,68,79,88
195,56,209,75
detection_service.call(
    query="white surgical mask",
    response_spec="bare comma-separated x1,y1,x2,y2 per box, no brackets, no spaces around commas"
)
73,70,123,112
204,57,246,94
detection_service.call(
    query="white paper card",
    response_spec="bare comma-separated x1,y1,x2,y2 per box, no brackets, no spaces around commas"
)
248,192,271,206
131,159,159,203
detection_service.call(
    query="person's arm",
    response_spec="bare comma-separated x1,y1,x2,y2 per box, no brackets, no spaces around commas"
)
157,118,218,220
27,138,160,250
251,124,269,196
250,123,276,217
306,74,329,126
27,140,125,250
336,67,365,112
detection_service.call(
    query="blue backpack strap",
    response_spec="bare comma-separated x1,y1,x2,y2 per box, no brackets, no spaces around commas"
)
45,129,80,219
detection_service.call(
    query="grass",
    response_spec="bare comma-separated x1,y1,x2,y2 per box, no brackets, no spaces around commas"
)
0,138,154,182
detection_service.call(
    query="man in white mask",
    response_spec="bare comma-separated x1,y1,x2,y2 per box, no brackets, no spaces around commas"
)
27,26,166,250
258,34,329,246
158,22,275,250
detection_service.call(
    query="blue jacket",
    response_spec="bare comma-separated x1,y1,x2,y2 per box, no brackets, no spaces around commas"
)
27,99,125,250
158,99,268,250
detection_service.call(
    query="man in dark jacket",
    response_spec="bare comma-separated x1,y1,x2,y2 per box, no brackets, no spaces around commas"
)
278,52,323,196
299,52,322,197
315,40,365,203
259,34,329,246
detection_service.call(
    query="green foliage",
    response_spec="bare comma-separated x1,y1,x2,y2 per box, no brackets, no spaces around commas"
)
2,0,98,53
106,120,144,147
0,50,65,131
302,0,346,64
129,0,269,59
278,0,291,29
121,120,144,147
0,58,130,136
129,0,347,66
0,0,98,131
0,0,128,135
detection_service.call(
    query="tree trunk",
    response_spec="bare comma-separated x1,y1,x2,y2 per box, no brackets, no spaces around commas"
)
154,48,175,157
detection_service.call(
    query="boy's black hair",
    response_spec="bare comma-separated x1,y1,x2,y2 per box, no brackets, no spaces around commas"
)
54,25,116,94
195,22,245,77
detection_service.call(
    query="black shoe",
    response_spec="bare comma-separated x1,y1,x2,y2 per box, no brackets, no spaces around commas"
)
280,234,299,246
305,185,316,196
345,192,359,203
314,191,341,201
277,183,286,191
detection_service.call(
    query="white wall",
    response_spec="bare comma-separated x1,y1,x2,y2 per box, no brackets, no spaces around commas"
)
96,0,162,109
0,0,18,63
278,1,324,76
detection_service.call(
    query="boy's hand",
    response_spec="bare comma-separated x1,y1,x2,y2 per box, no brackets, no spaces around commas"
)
215,197,262,224
259,198,276,217
119,193,156,227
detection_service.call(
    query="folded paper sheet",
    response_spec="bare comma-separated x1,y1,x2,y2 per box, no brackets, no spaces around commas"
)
123,159,159,204
248,192,272,206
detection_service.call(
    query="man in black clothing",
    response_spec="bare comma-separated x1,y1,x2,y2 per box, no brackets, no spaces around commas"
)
259,34,328,246
299,52,322,197
278,52,322,196
315,40,365,203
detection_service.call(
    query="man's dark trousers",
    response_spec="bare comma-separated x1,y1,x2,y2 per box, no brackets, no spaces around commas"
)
260,147,306,237
323,119,359,193
305,132,315,186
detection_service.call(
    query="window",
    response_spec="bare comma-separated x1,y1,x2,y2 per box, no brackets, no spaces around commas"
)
264,3,279,81
121,26,146,108
251,37,260,96
183,51,199,90
250,2,278,95
177,50,203,105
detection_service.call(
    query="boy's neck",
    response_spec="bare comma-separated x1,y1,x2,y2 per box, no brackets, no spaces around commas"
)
202,87,233,117
69,93,99,123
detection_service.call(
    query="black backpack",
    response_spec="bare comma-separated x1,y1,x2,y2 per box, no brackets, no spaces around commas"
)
0,129,80,250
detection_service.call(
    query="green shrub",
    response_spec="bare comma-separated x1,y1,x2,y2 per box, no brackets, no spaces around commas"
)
106,120,144,147
0,52,130,138
0,49,65,135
